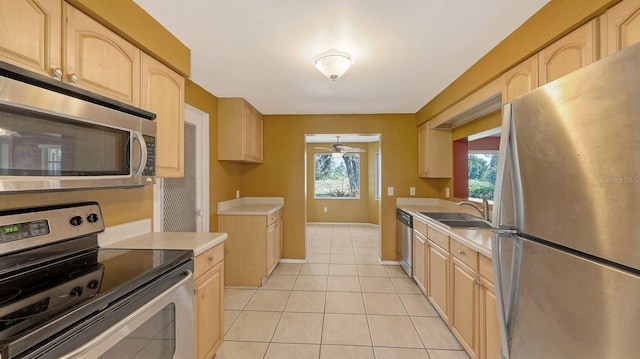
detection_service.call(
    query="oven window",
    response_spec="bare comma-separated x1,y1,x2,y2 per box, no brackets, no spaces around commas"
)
98,303,176,359
0,106,129,176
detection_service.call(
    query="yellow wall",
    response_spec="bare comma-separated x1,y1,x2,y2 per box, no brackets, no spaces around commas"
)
452,111,502,141
241,114,445,261
417,0,620,125
306,143,370,223
368,142,381,225
184,80,245,231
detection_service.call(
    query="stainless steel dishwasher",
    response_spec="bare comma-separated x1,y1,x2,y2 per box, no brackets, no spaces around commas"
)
396,209,413,277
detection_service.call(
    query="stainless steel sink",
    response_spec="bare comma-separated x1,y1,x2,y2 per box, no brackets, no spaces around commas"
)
438,219,493,229
419,212,478,221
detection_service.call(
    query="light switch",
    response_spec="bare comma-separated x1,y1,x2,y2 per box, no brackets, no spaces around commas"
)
410,187,415,196
387,187,394,196
445,188,450,198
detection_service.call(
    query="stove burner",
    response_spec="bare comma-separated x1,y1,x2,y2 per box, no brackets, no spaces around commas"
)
0,288,21,305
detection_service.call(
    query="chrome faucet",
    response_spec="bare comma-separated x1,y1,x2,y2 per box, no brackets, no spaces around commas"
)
457,198,490,221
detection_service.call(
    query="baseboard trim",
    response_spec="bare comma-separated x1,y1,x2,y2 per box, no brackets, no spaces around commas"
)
279,258,307,264
379,260,401,266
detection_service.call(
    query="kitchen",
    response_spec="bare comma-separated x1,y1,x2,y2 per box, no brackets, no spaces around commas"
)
1,0,639,358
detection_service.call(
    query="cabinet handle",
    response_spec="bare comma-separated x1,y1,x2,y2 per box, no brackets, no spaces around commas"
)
52,68,63,79
194,288,199,294
457,249,465,255
70,73,78,83
208,255,215,263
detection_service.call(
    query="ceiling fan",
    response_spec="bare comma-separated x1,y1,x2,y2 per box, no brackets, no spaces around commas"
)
314,136,366,157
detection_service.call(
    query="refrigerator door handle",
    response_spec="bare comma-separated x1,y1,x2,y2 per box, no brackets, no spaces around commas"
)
492,230,514,359
492,103,513,227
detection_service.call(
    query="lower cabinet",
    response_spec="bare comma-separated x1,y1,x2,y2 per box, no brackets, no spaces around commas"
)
412,230,427,294
194,243,224,359
427,239,450,321
218,208,283,286
411,217,498,359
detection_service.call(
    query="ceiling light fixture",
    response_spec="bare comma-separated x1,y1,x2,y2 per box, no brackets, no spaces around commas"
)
314,49,352,80
331,151,345,158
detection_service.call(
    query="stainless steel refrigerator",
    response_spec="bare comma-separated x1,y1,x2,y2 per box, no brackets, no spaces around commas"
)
492,42,640,358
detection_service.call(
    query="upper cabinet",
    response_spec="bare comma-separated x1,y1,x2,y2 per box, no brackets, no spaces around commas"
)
601,0,640,57
418,122,452,178
538,20,598,85
502,19,598,102
502,55,538,103
218,98,264,163
0,0,62,78
64,4,141,106
141,53,185,178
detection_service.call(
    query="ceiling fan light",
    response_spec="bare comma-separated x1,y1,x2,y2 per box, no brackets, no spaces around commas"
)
314,50,352,80
331,151,345,158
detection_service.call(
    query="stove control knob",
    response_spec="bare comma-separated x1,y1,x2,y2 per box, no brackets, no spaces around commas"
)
88,279,100,290
87,213,99,223
70,286,83,297
70,216,83,226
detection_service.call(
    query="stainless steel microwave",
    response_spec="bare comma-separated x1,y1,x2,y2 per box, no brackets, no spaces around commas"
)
0,61,156,193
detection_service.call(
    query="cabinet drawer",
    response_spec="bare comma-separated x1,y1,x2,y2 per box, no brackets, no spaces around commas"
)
427,226,449,250
450,240,478,271
414,218,427,237
479,254,493,283
267,209,282,226
195,243,224,278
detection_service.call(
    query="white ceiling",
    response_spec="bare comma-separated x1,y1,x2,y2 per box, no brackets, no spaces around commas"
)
133,0,548,115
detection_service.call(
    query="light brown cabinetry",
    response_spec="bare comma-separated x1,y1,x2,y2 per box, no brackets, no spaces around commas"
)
266,209,283,275
64,3,141,105
538,20,598,85
218,208,283,286
449,241,480,358
194,243,224,359
141,53,185,177
478,254,499,359
426,232,450,321
502,55,538,103
412,230,427,294
0,0,62,78
418,122,452,178
218,98,264,163
601,0,640,57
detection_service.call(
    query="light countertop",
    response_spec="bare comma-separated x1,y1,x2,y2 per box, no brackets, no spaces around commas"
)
218,197,284,216
397,199,493,258
101,231,227,256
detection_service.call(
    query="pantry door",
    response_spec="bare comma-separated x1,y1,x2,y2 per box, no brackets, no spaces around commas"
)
154,105,210,232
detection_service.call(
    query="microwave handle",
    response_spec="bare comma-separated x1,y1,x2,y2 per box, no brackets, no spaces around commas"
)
132,131,148,177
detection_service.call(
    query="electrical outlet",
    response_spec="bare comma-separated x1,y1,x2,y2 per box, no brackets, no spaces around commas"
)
410,187,415,196
387,187,394,196
445,188,450,198
324,207,328,213
236,190,240,199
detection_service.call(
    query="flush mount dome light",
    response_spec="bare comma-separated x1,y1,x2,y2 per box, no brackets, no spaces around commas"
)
314,49,352,80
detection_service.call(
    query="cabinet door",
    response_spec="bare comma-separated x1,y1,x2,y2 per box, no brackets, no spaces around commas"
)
480,278,500,359
427,241,449,321
538,20,597,85
450,257,479,358
418,123,452,178
194,261,224,359
242,101,254,162
141,53,185,177
253,111,263,163
275,218,282,263
412,231,426,294
267,221,277,275
601,0,640,57
64,4,140,105
0,0,62,78
502,55,538,103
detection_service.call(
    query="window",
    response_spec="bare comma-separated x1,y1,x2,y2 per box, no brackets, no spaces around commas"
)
468,153,498,201
314,153,360,199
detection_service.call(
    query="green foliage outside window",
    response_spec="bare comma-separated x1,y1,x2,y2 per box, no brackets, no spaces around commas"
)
468,154,498,201
314,154,360,198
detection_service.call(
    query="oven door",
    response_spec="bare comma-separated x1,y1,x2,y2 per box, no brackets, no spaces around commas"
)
60,270,193,359
38,268,195,359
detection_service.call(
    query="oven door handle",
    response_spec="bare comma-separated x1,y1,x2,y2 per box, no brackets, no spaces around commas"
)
59,270,193,359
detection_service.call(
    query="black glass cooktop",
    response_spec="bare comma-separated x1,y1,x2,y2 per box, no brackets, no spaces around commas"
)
0,237,191,356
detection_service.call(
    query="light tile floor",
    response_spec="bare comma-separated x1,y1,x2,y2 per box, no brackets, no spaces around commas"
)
217,223,469,359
